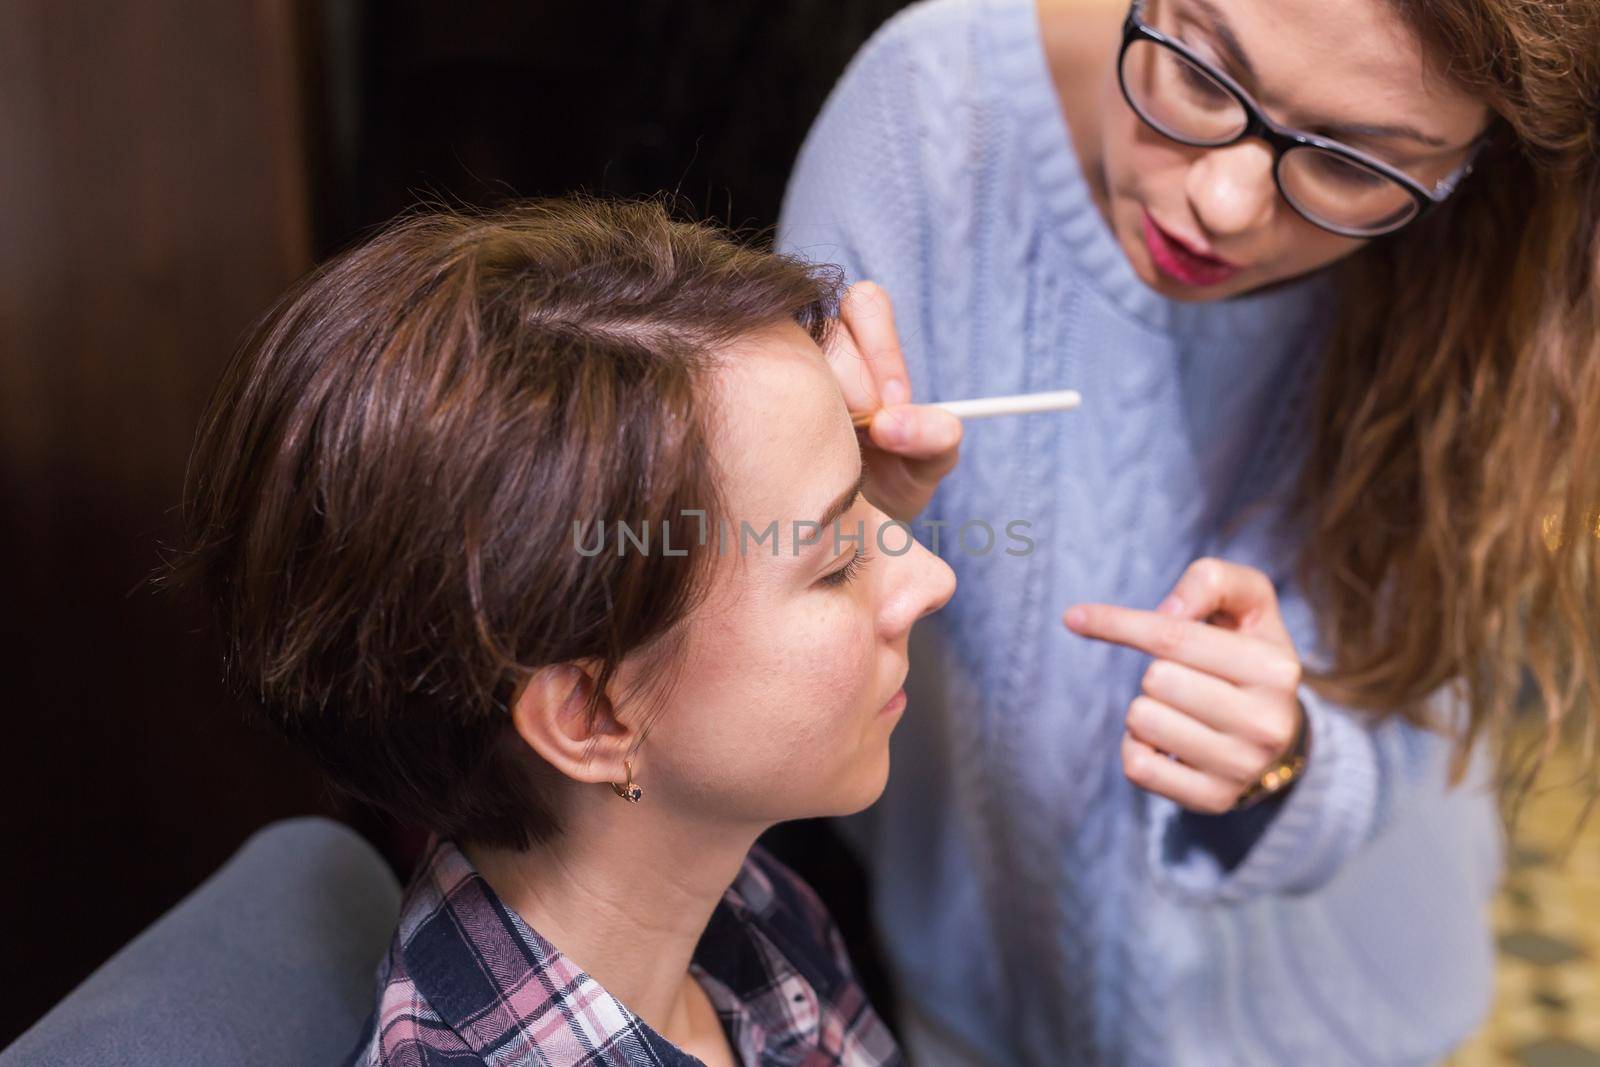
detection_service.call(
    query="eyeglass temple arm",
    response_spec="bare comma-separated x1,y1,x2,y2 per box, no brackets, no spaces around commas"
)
1431,132,1490,198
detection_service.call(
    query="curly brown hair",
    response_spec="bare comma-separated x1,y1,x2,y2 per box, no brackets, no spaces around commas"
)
1292,0,1600,801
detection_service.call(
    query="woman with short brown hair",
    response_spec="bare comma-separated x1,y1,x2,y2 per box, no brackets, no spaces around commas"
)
176,197,956,1066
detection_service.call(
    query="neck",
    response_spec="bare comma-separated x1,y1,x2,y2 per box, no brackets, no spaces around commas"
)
1036,0,1121,225
463,793,762,1042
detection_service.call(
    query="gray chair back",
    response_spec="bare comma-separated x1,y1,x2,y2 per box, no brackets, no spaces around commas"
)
2,817,400,1066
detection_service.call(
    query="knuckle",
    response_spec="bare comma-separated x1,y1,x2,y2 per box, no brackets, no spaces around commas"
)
1226,765,1257,790
1267,718,1296,753
1126,696,1158,736
1248,566,1276,601
1247,713,1294,754
847,279,882,304
1228,748,1265,783
1140,661,1166,696
1122,738,1151,783
860,285,894,322
1274,656,1304,692
1194,557,1227,594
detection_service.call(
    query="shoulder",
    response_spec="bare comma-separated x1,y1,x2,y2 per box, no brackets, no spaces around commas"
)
344,941,481,1067
843,0,1033,120
850,0,980,73
789,0,1120,212
799,0,1045,152
881,0,984,66
780,0,1044,274
344,842,487,1066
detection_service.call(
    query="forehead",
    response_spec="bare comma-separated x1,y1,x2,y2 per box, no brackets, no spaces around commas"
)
706,321,854,527
1194,0,1485,140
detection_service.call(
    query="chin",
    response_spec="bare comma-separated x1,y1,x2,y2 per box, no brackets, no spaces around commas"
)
848,750,895,815
818,749,894,818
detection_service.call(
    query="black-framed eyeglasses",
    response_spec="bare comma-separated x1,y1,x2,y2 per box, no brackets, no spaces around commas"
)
1118,0,1486,237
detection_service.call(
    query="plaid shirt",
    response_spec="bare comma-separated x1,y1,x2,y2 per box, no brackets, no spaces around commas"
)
346,837,903,1066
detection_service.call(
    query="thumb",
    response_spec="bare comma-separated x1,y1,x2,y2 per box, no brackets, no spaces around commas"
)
866,404,962,463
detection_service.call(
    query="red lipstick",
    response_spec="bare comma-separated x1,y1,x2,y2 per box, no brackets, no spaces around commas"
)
1140,209,1240,288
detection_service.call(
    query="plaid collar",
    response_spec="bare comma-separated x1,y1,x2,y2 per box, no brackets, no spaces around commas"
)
351,837,901,1067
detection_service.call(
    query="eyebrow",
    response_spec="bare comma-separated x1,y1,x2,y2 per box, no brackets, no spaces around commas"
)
1183,0,1453,150
813,464,867,536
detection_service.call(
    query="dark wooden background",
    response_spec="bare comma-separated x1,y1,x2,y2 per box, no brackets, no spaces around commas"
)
2,0,910,1045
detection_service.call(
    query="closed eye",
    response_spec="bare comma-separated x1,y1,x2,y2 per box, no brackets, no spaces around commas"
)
819,547,872,587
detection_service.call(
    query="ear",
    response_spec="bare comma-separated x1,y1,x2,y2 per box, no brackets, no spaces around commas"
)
507,662,636,787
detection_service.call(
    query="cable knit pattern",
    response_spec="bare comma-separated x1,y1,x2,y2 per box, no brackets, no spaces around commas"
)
778,1,1504,1065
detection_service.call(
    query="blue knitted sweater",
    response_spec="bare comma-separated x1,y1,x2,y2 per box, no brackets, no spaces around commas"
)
777,2,1503,1064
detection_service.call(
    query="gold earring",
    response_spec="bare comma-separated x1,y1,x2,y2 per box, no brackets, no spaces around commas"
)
611,758,642,803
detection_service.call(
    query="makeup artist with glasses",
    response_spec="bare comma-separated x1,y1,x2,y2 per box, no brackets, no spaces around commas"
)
779,0,1600,1064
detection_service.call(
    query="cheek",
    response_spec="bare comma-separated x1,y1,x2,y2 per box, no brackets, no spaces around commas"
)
1104,99,1184,192
1281,224,1366,272
719,596,876,752
784,595,875,698
1103,128,1187,244
647,592,880,812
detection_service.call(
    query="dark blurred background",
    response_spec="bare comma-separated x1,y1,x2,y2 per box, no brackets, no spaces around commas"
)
0,0,911,1044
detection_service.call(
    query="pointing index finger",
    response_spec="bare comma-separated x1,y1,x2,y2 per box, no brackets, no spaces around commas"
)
1064,603,1293,690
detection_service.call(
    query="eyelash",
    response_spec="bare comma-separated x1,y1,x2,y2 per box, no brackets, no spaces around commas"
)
820,547,873,588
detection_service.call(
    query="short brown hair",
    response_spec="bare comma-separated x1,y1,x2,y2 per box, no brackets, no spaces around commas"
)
174,197,839,849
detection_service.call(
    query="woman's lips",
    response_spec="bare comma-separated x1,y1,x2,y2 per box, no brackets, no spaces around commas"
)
1140,209,1240,288
878,687,907,716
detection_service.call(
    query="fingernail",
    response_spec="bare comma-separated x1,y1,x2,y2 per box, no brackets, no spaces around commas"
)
882,379,908,406
1157,595,1185,616
1064,606,1087,629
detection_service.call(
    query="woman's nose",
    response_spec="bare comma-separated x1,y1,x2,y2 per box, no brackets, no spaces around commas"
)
1185,140,1277,237
880,534,956,639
